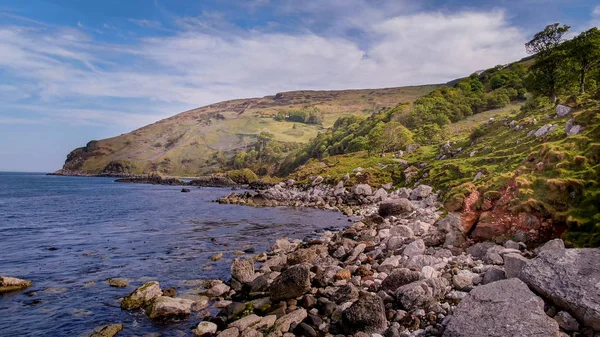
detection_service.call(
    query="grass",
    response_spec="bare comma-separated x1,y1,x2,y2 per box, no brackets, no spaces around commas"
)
289,98,600,246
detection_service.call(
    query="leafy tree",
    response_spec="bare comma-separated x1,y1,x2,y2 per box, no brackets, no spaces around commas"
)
415,124,445,145
564,27,600,94
347,136,370,152
368,122,413,154
525,23,571,102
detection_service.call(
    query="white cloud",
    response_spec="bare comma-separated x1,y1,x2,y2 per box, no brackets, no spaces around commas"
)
593,5,600,17
0,8,527,128
128,19,162,29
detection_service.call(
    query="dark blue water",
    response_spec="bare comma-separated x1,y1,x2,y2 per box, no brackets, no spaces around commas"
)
0,173,349,336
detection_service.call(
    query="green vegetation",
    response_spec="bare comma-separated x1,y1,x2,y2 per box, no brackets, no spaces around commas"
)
274,107,324,125
225,168,259,184
283,23,600,246
280,59,528,175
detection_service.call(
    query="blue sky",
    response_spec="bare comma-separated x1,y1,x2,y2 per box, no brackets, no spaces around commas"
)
0,0,598,172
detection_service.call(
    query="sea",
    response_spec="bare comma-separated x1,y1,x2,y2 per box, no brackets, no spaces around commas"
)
0,172,350,336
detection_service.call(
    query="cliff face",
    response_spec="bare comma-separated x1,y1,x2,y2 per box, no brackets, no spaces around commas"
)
56,85,439,176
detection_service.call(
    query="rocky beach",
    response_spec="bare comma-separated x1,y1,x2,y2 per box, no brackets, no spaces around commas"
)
5,179,596,337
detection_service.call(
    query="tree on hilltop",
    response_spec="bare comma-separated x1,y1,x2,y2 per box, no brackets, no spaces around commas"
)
525,23,571,103
564,27,600,94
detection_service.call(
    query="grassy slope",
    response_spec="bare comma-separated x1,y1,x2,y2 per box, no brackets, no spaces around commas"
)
62,85,438,176
289,100,600,246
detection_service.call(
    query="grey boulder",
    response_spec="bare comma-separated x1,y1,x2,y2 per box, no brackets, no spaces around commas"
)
341,292,387,334
518,248,600,330
443,278,560,337
269,264,311,301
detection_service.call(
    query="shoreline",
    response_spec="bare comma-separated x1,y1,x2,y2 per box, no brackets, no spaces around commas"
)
90,184,599,336
5,177,597,337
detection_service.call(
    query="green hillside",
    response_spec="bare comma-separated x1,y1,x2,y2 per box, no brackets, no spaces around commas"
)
56,86,438,176
282,25,600,246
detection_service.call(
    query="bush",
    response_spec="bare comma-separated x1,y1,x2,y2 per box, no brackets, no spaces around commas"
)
226,169,259,184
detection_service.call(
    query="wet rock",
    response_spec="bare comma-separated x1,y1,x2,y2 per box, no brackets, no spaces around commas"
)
181,188,191,193
443,279,560,337
107,278,129,288
121,281,162,310
162,287,176,297
0,276,32,294
194,321,218,336
211,253,224,261
381,268,422,292
395,278,448,311
341,292,387,334
207,283,231,298
231,259,256,283
518,248,600,330
147,296,194,320
269,264,311,302
378,198,414,217
89,324,123,337
554,311,579,332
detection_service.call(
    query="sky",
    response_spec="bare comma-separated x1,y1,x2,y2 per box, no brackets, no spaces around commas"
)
0,0,599,172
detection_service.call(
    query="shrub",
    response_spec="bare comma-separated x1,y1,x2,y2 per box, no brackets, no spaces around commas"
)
226,169,259,184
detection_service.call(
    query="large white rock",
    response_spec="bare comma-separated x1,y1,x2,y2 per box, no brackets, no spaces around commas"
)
147,296,194,320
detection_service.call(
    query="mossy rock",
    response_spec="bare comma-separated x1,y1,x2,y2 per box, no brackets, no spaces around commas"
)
121,281,162,310
89,324,123,337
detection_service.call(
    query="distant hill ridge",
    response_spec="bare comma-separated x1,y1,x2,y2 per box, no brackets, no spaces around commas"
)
55,85,440,176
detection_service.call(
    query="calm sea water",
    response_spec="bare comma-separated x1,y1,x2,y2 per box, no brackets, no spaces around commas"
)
0,172,349,336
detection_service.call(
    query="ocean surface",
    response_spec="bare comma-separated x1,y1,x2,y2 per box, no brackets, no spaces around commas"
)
0,172,350,336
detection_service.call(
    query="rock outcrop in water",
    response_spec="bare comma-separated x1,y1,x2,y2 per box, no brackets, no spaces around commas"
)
0,276,32,294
